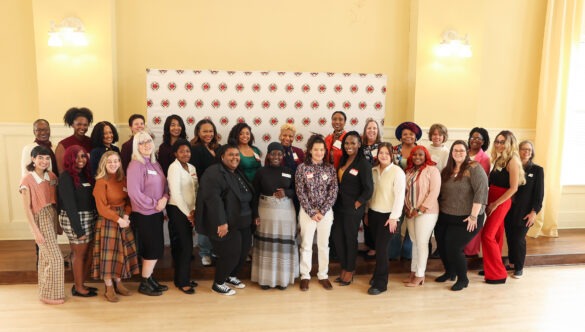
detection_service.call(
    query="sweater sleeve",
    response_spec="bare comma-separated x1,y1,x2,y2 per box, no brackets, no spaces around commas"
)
357,161,374,205
93,179,122,222
470,165,489,206
167,161,190,217
321,165,338,214
532,165,544,214
390,167,406,220
58,173,84,237
127,161,157,211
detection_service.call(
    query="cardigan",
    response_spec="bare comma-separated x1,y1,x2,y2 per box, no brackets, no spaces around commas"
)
58,172,96,237
439,163,488,216
167,159,198,217
404,166,441,214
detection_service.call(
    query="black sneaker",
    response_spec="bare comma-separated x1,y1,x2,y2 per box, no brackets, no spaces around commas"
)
147,276,169,291
512,270,523,279
139,279,162,296
226,276,246,289
212,282,236,296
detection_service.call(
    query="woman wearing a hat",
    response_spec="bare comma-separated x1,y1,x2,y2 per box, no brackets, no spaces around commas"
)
251,142,299,290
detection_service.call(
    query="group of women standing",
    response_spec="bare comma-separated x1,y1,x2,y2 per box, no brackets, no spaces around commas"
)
20,106,544,304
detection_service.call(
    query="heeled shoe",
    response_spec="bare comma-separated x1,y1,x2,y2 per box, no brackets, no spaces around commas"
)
104,285,119,302
339,272,354,286
434,273,456,282
178,286,195,295
84,285,98,292
114,281,132,296
405,276,425,287
402,272,415,283
334,270,347,283
71,285,97,297
451,279,469,291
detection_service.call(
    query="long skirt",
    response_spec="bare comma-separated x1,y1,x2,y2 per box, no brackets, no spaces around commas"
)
251,196,299,287
35,205,65,301
92,207,139,280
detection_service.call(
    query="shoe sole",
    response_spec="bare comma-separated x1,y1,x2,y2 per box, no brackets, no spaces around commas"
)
226,282,246,289
212,288,236,296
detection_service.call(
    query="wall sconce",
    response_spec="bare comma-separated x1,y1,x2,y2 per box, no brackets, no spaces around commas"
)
48,17,88,47
435,30,472,58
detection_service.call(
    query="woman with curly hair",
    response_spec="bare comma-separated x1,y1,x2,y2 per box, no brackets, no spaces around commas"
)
58,145,97,297
55,107,93,172
90,121,120,177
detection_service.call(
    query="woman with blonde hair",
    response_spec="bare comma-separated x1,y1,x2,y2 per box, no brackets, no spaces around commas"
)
481,130,525,284
92,151,139,302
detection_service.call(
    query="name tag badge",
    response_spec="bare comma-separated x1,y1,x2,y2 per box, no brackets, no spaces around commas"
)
371,149,378,158
333,140,342,149
253,152,261,161
82,182,91,187
306,172,314,179
123,187,128,192
322,174,329,181
528,173,534,177
282,173,291,178
292,152,299,161
147,170,158,175
349,169,359,176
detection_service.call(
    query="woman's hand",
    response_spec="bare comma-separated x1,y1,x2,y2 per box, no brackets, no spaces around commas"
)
187,210,195,226
363,213,369,226
117,217,130,228
78,234,88,241
34,229,45,245
312,212,324,222
274,188,285,199
217,224,228,238
524,211,537,227
155,197,168,212
463,215,478,232
486,202,499,216
385,218,398,233
354,201,362,210
254,217,261,226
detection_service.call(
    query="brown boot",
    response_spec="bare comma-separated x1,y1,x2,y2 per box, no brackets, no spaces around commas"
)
104,285,119,303
114,281,132,296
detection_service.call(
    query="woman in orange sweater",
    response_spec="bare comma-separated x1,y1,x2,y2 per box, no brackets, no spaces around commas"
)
92,151,140,302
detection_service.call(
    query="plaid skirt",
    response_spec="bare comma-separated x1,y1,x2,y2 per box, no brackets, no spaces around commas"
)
251,196,299,287
92,207,139,280
59,210,97,244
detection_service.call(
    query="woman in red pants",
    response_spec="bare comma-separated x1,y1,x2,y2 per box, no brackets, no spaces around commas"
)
481,130,525,284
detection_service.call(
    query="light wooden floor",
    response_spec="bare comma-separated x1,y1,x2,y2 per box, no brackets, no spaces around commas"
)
1,266,584,331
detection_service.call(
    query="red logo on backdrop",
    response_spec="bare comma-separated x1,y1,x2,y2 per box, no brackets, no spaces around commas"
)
262,100,270,109
176,70,184,74
295,133,303,142
202,82,210,91
286,117,295,124
245,100,254,109
244,71,252,75
381,86,387,94
278,101,287,109
310,72,318,76
366,85,374,93
302,84,310,93
343,73,351,77
219,82,228,92
350,85,358,93
153,116,162,125
334,85,342,93
327,72,335,77
318,84,326,93
294,72,302,76
227,71,235,75
195,99,204,108
210,70,218,74
178,99,187,108
237,117,245,123
147,99,153,107
252,84,261,92
376,73,383,78
253,117,262,126
295,100,303,109
350,117,359,126
374,102,382,110
194,70,201,74
263,133,271,142
311,101,319,109
277,72,286,76
359,73,367,77
327,101,335,110
261,71,269,76
151,82,159,90
302,117,311,126
318,117,327,126
186,116,195,125
212,99,221,109
185,82,193,91
161,99,170,108
269,84,277,92
270,117,278,126
158,70,167,74
286,84,294,92
167,82,176,90
343,101,351,109
220,116,229,126
359,101,367,110
235,83,244,92
228,100,238,109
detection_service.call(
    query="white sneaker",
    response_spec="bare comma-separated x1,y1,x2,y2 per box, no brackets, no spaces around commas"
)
212,283,236,296
201,256,212,266
226,276,246,289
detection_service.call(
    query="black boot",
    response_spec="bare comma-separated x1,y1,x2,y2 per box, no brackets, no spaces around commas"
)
139,278,162,296
148,276,169,291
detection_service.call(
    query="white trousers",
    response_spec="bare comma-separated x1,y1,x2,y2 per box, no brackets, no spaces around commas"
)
298,207,333,280
406,213,439,277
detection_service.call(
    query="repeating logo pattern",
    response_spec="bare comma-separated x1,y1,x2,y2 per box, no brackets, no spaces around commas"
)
147,69,386,153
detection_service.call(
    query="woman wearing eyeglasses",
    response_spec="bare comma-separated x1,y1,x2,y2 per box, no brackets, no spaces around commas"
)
481,131,525,284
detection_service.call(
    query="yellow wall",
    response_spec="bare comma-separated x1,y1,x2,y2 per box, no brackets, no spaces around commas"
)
1,0,38,122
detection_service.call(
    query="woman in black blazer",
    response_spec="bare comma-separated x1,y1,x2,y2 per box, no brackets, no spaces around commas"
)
333,131,373,286
196,144,255,296
504,140,544,279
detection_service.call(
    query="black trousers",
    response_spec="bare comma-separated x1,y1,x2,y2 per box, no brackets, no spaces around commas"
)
167,205,193,288
505,219,530,271
210,226,252,284
362,215,375,251
333,209,363,272
368,210,393,291
434,212,484,282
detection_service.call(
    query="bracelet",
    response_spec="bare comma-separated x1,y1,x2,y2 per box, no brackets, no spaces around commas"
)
468,215,477,221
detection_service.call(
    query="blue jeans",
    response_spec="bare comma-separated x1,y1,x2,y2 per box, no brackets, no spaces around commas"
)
388,216,413,260
198,233,213,257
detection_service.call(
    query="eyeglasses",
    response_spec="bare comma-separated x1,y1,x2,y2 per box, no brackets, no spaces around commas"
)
494,140,506,145
470,136,483,141
453,149,467,153
520,148,532,152
139,140,153,145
